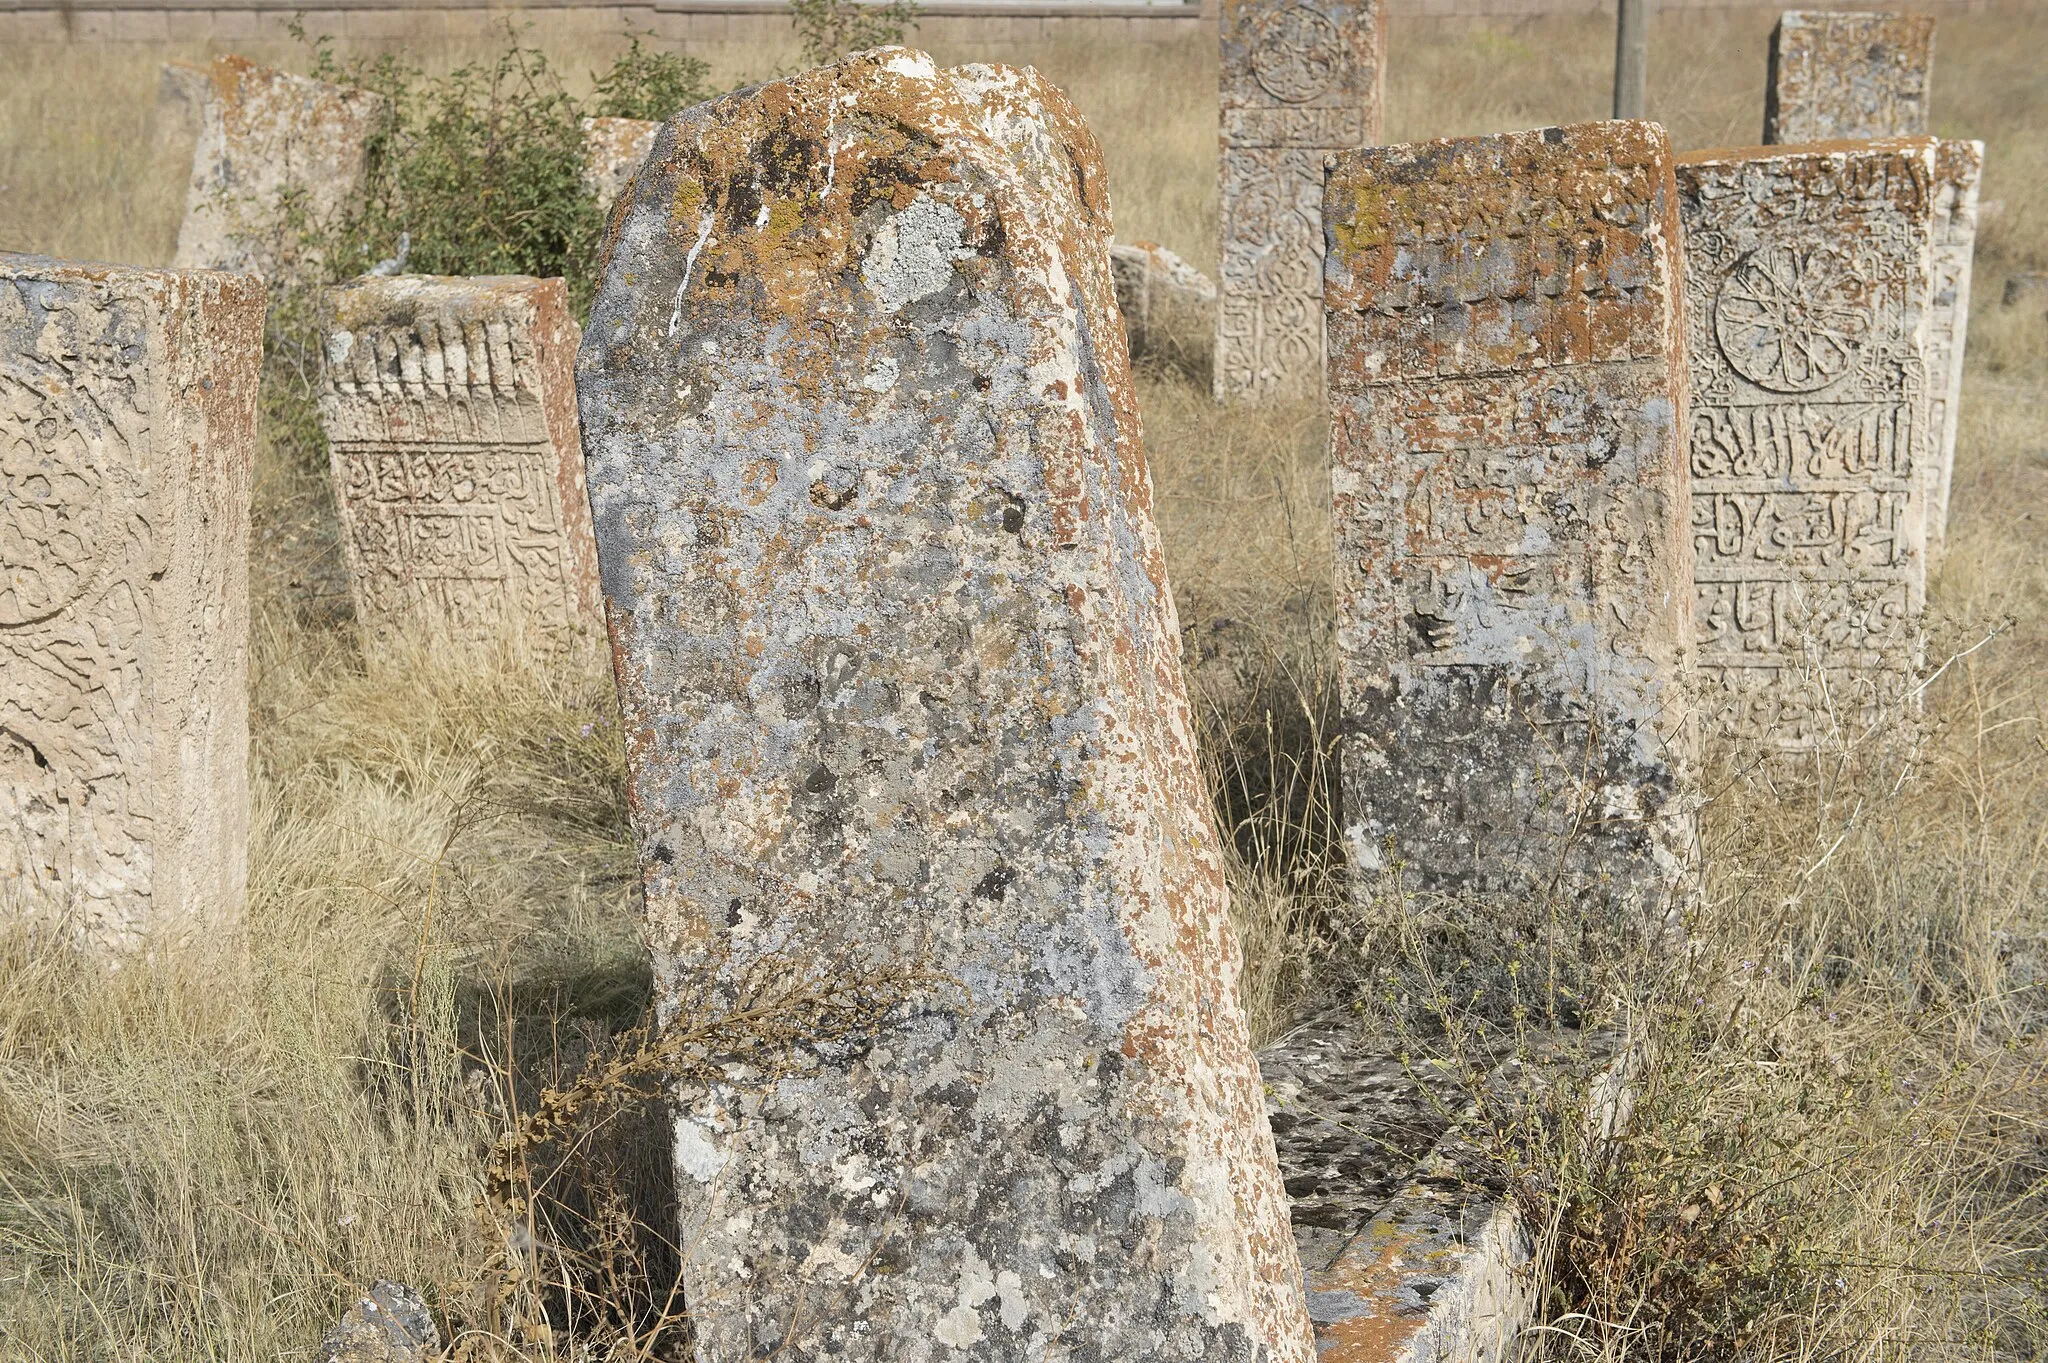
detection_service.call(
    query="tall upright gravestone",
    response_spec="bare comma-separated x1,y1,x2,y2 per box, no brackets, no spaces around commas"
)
1763,11,1935,144
579,49,1314,1362
1217,0,1384,400
1325,122,1696,918
0,254,264,949
1926,137,1981,567
317,275,605,660
1676,138,1938,744
173,55,383,278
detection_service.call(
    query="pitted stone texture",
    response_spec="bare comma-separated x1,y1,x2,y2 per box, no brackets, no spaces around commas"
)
1111,241,1218,373
318,275,604,661
1926,138,1980,569
581,116,661,217
317,1281,441,1363
173,55,383,277
1677,139,1937,744
579,48,1314,1363
1763,11,1935,145
1325,122,1695,919
1216,0,1384,401
0,253,262,950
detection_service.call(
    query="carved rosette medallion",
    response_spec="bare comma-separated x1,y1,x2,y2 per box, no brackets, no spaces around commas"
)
1712,244,1871,393
0,391,120,626
1250,5,1341,103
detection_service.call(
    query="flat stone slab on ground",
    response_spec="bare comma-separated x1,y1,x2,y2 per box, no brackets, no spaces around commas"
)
317,273,604,661
0,253,263,949
579,47,1313,1363
1676,138,1939,745
1764,10,1936,144
1216,0,1384,400
1324,121,1696,922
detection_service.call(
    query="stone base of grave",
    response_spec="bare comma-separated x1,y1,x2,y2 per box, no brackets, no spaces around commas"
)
1259,1018,1627,1362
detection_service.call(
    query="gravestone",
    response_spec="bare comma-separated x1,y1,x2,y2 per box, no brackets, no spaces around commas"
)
317,274,604,660
1325,122,1695,918
579,48,1315,1363
173,55,384,277
1217,0,1384,400
581,116,660,217
0,253,263,950
1676,139,1938,744
1110,240,1217,372
1926,138,1981,568
1763,11,1936,144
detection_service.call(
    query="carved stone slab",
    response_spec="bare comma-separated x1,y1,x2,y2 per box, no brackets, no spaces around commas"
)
317,275,604,661
0,253,263,949
172,55,383,277
1325,122,1695,918
1676,139,1938,744
1216,0,1384,400
579,48,1314,1363
581,116,660,217
1110,239,1217,372
1763,11,1936,144
1926,138,1981,569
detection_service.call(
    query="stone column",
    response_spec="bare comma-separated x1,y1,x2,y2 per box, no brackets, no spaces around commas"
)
1216,0,1384,401
577,48,1314,1363
1926,137,1982,570
1763,11,1936,144
0,254,264,950
1325,122,1696,922
173,55,384,277
317,274,605,663
1676,138,1939,744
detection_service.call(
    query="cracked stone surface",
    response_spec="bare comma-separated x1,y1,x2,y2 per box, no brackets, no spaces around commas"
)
578,48,1312,1363
0,253,263,949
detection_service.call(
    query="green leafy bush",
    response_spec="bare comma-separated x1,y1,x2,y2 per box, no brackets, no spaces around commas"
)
787,0,921,68
590,33,716,121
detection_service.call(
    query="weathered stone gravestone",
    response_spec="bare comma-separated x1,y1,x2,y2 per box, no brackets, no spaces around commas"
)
580,116,660,217
317,275,605,661
173,55,383,277
1217,0,1384,400
1763,10,1936,144
1676,138,1938,744
1325,122,1696,917
1110,240,1217,373
580,48,1315,1362
0,254,263,949
1926,138,1981,568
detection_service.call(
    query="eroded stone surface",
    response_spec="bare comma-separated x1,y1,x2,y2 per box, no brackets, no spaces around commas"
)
1764,11,1936,144
1926,138,1981,569
173,55,383,277
1325,122,1695,920
0,253,263,949
579,48,1313,1363
582,115,661,217
1110,240,1217,373
317,1281,440,1363
1217,0,1384,400
317,274,604,660
1676,139,1938,743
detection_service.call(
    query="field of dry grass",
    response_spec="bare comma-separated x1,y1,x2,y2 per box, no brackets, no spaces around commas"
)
3,6,2048,1359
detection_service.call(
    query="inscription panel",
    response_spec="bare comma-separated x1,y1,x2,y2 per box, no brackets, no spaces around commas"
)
318,275,604,660
1764,10,1936,145
1216,0,1383,400
1,253,262,950
1325,123,1694,920
1677,140,1937,744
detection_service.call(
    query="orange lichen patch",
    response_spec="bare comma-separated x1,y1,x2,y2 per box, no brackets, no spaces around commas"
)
1764,11,1935,145
1308,1227,1437,1361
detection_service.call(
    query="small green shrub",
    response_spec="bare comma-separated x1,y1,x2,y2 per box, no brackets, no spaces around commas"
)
787,0,922,69
590,34,716,121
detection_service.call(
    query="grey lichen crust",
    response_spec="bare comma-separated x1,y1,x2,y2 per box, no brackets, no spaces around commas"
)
578,49,1312,1363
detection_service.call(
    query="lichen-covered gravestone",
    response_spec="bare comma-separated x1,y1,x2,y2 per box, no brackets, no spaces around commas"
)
1216,0,1384,400
317,275,604,660
1763,10,1936,144
1325,122,1695,919
578,48,1314,1362
173,55,383,277
0,253,263,949
1676,139,1938,743
1926,138,1982,567
580,116,661,217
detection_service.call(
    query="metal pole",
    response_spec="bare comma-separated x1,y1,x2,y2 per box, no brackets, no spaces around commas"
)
1613,0,1652,120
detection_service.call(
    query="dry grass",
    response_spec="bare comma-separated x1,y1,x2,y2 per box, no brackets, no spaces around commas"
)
3,7,2048,1359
